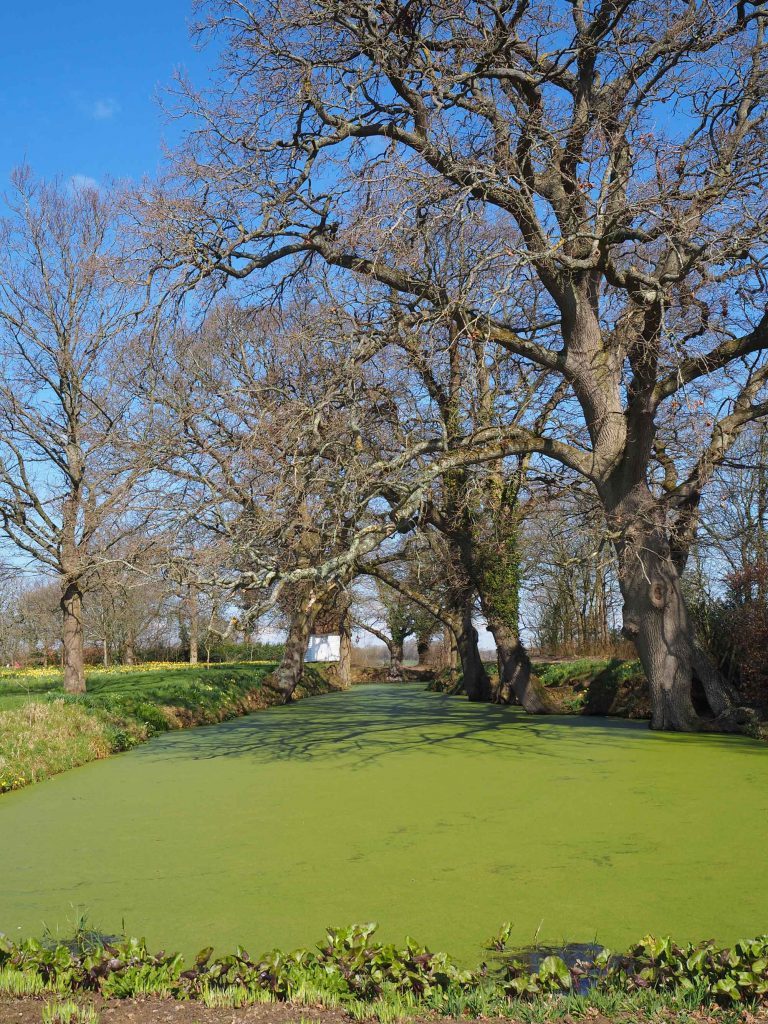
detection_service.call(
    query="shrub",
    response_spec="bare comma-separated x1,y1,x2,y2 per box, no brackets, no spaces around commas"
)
689,563,768,710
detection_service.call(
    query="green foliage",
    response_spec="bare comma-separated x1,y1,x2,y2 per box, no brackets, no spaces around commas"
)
505,953,572,996
535,658,613,687
475,527,523,630
604,935,768,1002
196,641,286,663
41,1000,99,1024
1,928,767,1012
0,965,47,995
425,669,465,694
532,658,651,718
0,925,475,1007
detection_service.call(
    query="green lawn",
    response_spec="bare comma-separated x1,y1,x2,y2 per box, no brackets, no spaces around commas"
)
1,683,765,964
0,661,277,709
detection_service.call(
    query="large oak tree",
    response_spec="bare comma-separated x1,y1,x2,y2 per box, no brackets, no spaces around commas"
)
161,0,768,731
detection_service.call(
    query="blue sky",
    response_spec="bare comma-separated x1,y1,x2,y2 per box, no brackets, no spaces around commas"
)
1,1,206,189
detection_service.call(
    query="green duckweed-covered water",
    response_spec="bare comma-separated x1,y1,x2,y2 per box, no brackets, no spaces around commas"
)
1,684,766,962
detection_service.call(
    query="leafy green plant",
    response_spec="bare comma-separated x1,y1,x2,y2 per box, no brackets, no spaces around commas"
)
0,927,766,1010
605,934,768,1002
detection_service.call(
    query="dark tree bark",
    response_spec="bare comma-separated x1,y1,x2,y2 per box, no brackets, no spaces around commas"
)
608,482,735,730
272,599,315,702
455,601,491,702
416,633,431,666
61,580,85,694
387,638,404,680
484,612,551,713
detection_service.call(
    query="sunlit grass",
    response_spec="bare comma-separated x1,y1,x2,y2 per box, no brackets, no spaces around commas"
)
41,1000,99,1024
0,701,115,791
0,661,287,793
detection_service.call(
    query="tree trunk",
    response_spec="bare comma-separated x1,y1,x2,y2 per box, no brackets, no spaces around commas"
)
437,630,459,670
485,613,552,713
272,601,314,703
336,618,353,688
102,637,109,668
316,586,353,689
611,485,736,731
416,633,431,666
326,606,353,689
61,581,86,694
387,639,404,680
188,586,199,665
457,603,491,701
124,634,136,666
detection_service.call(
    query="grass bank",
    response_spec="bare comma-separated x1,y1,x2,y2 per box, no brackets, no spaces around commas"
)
534,657,651,718
427,657,651,718
0,662,336,794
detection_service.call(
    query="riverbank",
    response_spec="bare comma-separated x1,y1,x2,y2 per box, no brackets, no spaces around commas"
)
428,657,767,737
0,662,339,794
1,926,767,1024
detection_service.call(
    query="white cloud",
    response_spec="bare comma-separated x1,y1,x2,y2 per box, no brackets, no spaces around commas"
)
69,174,99,193
90,98,120,120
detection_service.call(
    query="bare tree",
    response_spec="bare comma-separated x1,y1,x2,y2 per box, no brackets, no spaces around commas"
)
524,486,620,656
85,539,175,665
0,170,151,691
145,298,451,699
355,578,426,680
696,423,768,584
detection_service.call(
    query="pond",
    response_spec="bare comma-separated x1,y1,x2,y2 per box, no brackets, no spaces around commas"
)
1,684,766,963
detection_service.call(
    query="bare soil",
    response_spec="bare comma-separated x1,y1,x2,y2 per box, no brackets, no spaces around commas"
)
0,996,346,1023
2,999,767,1024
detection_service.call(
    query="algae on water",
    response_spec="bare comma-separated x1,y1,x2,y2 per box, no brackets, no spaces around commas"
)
0,684,766,962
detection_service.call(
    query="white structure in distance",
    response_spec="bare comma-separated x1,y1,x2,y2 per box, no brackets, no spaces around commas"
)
305,633,341,663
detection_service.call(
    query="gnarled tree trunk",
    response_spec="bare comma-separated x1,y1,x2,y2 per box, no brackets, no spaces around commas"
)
456,601,491,702
61,580,86,694
610,484,736,731
325,598,353,689
387,638,404,680
272,599,315,703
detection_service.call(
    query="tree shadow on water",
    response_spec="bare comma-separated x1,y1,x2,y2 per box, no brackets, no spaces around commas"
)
132,683,761,768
